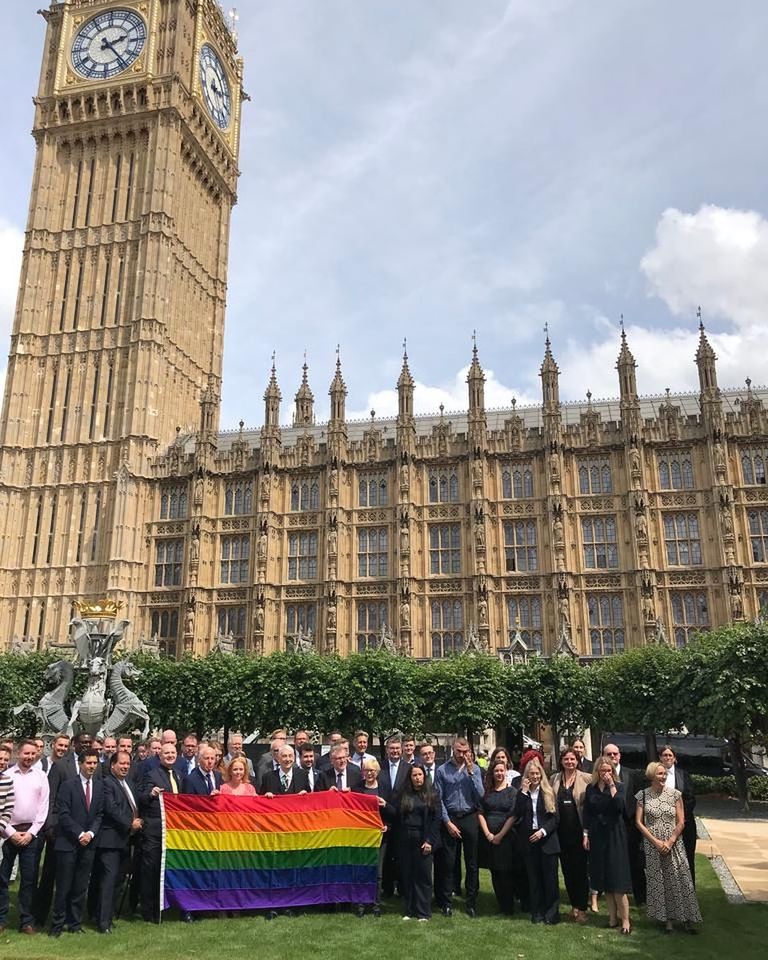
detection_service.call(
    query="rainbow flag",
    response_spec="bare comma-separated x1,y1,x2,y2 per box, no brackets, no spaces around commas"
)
161,792,382,912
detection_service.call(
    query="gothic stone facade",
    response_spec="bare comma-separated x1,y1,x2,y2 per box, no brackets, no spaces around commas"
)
1,3,768,660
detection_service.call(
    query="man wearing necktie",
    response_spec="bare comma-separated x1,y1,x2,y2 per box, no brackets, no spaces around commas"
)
138,744,180,923
93,751,142,934
317,745,362,792
260,746,310,796
419,743,438,788
50,749,104,936
299,744,320,791
380,737,408,898
181,746,222,797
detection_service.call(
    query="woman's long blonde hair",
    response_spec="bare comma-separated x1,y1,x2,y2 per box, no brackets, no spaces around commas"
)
523,758,556,814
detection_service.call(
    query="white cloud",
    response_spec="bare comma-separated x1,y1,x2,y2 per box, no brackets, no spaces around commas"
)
641,204,768,331
348,364,538,421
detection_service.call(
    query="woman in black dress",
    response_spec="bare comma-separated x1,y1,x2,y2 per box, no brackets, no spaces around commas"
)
582,757,632,934
354,758,395,917
396,765,440,921
550,748,591,923
478,760,518,914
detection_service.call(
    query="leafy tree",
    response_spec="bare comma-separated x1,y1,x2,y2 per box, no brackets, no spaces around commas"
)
595,643,689,758
337,651,423,746
680,624,768,808
256,653,346,735
422,654,505,744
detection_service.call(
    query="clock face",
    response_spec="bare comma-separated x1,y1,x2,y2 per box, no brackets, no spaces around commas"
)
71,8,147,80
199,44,232,130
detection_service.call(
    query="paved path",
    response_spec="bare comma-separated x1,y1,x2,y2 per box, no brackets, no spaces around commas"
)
700,816,768,902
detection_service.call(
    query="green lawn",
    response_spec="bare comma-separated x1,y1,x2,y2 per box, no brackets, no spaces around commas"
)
3,857,766,960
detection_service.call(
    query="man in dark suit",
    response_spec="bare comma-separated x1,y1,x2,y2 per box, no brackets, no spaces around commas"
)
182,745,223,796
317,745,362,792
298,744,321,791
93,751,142,933
603,743,645,905
380,737,409,797
316,731,344,774
49,749,104,937
515,766,561,924
140,730,186,780
658,745,697,883
138,743,182,923
32,733,71,929
261,746,311,795
571,738,593,774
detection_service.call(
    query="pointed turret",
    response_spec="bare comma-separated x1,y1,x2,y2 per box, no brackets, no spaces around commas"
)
293,357,315,427
695,308,722,430
327,347,348,450
616,320,640,438
396,340,416,452
261,355,282,462
539,329,562,443
195,373,220,465
467,332,487,452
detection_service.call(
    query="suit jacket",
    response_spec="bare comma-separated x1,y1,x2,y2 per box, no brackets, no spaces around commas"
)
578,758,594,774
615,765,638,819
138,765,183,837
97,774,136,849
260,768,311,796
182,767,223,796
673,766,696,820
513,789,560,855
380,759,410,798
302,766,321,792
317,764,362,792
54,776,104,852
140,753,187,780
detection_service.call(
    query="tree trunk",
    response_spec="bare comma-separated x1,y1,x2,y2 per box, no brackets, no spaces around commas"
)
730,732,750,811
644,731,658,765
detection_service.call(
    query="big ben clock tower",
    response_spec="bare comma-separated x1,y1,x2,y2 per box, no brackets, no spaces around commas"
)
0,0,243,646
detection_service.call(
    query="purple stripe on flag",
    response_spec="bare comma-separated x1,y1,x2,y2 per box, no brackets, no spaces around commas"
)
165,881,377,913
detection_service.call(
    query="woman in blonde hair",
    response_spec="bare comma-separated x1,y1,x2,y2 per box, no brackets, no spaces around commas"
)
513,759,561,924
635,761,701,934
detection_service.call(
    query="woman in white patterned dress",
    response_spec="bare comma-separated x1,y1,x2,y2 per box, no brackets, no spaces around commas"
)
635,762,702,934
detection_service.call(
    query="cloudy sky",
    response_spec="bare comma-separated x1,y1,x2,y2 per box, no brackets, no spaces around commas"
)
2,0,768,429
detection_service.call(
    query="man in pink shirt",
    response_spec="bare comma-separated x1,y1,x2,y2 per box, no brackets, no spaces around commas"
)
0,740,50,935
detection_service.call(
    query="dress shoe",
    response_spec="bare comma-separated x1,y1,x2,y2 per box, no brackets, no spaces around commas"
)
440,906,452,917
181,911,194,923
266,910,279,921
465,907,476,919
98,926,113,934
49,929,62,938
355,905,365,919
69,927,86,934
545,917,560,925
372,906,381,918
20,925,38,935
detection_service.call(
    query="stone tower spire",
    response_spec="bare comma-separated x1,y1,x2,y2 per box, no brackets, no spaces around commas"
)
467,332,487,452
328,347,348,450
540,329,562,444
616,320,640,438
293,356,315,426
695,308,723,431
396,340,416,452
261,355,282,462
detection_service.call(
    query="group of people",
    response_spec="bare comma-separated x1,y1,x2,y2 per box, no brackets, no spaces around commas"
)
0,727,702,935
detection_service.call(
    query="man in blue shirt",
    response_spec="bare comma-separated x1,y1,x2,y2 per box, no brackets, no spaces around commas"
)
434,737,484,918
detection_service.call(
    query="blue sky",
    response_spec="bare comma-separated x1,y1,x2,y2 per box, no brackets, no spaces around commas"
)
2,1,768,429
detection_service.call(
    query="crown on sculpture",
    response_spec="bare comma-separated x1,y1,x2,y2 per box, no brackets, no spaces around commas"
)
73,599,123,619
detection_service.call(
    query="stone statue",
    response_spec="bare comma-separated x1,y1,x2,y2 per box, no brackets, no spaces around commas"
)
99,661,150,739
74,656,109,735
472,458,483,484
475,524,485,549
190,527,200,562
327,527,337,555
400,462,409,488
71,610,128,671
478,596,488,625
327,605,337,629
377,623,397,654
329,467,338,496
292,627,315,655
720,508,733,536
257,530,268,562
462,623,484,655
12,660,76,735
653,618,669,645
400,599,410,628
641,595,655,622
553,516,564,547
255,605,265,631
635,512,647,540
400,527,409,554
